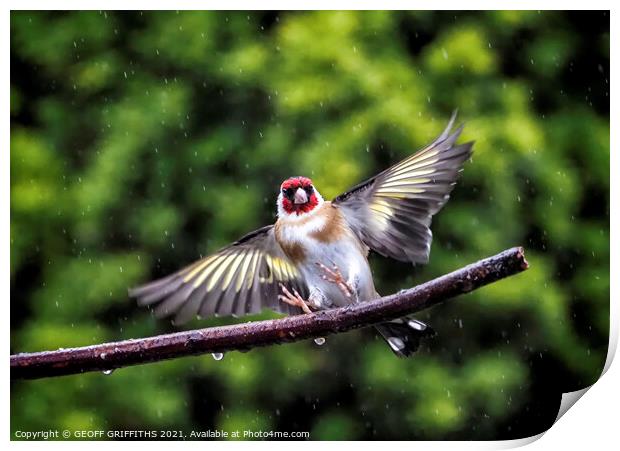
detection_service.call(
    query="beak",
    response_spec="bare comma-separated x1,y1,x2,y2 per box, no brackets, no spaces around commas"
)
293,187,308,204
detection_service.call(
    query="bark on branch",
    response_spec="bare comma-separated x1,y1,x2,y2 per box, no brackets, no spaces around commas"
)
10,247,529,380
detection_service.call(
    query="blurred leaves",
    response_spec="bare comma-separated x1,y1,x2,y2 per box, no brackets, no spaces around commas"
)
10,10,609,440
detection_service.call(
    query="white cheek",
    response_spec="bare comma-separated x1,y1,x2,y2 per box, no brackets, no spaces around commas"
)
276,193,288,218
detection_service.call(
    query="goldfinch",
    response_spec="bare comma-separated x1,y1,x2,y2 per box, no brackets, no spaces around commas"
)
129,112,473,357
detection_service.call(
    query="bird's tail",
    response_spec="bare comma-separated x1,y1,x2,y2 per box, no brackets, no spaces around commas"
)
375,317,435,358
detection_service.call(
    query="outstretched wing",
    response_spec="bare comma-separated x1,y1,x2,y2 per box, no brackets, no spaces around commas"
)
128,225,308,324
333,112,473,264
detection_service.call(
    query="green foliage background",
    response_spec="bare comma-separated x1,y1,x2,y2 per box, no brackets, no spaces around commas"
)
10,11,609,440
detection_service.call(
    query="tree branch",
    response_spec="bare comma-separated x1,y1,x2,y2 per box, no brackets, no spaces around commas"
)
10,247,529,380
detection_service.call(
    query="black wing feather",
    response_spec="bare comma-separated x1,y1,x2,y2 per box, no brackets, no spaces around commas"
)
333,111,473,264
129,225,308,324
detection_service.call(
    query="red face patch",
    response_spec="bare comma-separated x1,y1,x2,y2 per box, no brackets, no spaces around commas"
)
280,177,319,215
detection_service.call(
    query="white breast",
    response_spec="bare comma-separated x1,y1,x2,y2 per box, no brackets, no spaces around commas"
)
277,206,376,308
277,210,327,243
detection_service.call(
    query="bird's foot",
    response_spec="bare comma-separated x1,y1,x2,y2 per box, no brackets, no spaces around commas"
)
316,262,354,299
278,283,316,314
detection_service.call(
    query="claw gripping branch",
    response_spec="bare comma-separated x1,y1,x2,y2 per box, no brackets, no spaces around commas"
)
10,247,528,380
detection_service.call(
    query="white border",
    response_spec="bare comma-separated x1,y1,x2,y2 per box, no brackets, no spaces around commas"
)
5,2,617,449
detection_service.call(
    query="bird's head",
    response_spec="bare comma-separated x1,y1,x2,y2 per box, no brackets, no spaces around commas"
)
277,176,324,218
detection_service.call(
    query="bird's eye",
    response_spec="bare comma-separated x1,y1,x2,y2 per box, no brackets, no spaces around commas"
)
282,188,292,197
305,185,314,194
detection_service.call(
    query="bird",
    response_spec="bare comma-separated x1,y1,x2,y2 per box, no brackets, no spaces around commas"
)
129,112,473,357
